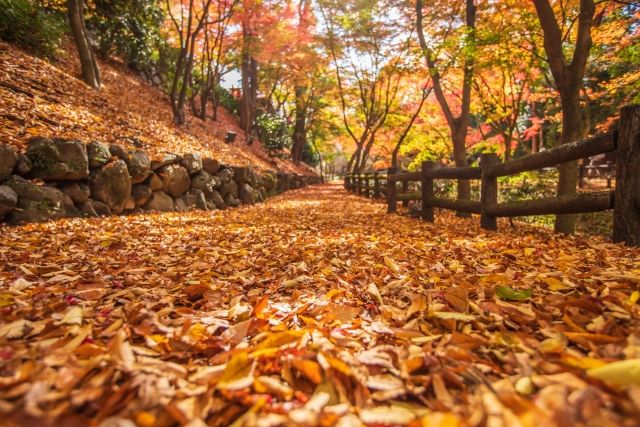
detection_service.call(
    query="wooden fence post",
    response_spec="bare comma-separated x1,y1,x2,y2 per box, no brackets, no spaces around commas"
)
578,163,585,189
421,161,434,222
402,179,409,207
387,167,398,213
480,153,499,231
365,174,371,197
614,105,640,246
374,172,380,198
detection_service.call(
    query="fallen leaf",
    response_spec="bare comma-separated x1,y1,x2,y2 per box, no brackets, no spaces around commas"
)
495,286,532,301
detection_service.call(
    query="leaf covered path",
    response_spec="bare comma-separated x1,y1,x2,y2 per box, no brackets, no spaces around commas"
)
1,184,640,426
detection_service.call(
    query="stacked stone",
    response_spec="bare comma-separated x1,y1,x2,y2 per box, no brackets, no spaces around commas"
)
0,137,317,225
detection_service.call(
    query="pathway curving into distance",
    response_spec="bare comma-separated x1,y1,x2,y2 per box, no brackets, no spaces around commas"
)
1,183,639,426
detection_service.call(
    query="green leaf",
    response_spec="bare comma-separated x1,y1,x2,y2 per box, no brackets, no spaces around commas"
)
495,286,532,301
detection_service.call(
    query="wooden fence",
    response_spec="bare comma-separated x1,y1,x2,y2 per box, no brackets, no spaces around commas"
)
344,105,640,246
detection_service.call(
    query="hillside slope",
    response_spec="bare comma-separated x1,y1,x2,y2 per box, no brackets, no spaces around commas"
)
0,41,314,175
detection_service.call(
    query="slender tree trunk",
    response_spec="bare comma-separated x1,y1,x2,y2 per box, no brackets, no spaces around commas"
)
212,90,220,121
451,121,470,206
240,50,258,143
532,0,595,233
555,90,582,232
504,133,512,162
67,0,100,89
416,0,474,213
291,86,307,164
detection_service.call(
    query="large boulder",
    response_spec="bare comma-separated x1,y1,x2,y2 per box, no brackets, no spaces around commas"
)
190,171,219,194
202,158,220,175
0,185,17,219
59,182,90,204
239,183,256,205
78,201,97,217
124,196,136,211
79,199,112,217
181,153,202,175
277,173,290,192
183,189,208,210
3,175,68,224
92,200,112,216
151,153,181,171
215,168,234,184
219,180,238,199
15,154,32,176
88,141,112,169
233,167,251,184
205,190,225,210
0,145,18,180
143,191,174,212
261,173,277,193
224,194,241,208
126,150,151,184
90,160,131,214
132,184,152,207
159,164,190,198
108,144,128,161
148,173,163,191
27,137,89,181
174,197,187,212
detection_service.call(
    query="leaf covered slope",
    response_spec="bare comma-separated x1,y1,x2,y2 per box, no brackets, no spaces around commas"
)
0,41,313,175
1,184,640,425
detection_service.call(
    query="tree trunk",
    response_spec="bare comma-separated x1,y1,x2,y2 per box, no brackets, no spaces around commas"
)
240,52,258,143
67,0,100,89
532,0,595,233
555,91,582,233
291,86,307,164
504,133,512,162
452,120,470,216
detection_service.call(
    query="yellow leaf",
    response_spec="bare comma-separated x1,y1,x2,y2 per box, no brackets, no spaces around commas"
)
431,311,475,321
524,248,536,256
0,293,15,308
544,277,571,291
135,412,156,427
587,359,640,389
420,412,462,427
292,358,323,384
367,282,384,305
325,288,344,300
187,323,206,341
628,291,639,306
322,354,351,376
561,353,606,370
384,256,400,274
255,330,305,350
149,334,169,345
61,306,83,325
217,351,254,390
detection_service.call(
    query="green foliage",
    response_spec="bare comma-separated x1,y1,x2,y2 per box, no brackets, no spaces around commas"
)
0,0,65,58
87,0,164,71
256,112,290,155
497,170,557,203
215,85,240,117
301,141,320,167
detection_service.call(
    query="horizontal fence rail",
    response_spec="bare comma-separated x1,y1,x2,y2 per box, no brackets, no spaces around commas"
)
343,105,640,246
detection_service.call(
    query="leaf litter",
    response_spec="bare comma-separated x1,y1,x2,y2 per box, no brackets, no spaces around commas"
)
0,184,639,426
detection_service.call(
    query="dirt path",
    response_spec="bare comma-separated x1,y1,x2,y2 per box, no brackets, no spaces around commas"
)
1,184,639,426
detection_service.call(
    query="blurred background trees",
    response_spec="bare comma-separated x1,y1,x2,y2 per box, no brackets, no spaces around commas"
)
1,0,638,231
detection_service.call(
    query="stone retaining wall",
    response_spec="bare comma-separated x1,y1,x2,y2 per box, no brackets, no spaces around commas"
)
0,138,320,225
